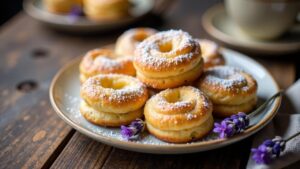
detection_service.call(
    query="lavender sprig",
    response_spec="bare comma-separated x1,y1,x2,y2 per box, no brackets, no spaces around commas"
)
121,119,145,141
251,131,300,164
213,112,249,138
213,91,282,138
67,5,84,23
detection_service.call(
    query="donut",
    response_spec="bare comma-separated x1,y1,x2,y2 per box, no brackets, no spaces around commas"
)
80,74,148,127
115,28,158,56
79,48,135,83
197,66,257,117
196,39,225,69
144,86,213,143
83,0,129,21
134,30,204,89
43,0,82,14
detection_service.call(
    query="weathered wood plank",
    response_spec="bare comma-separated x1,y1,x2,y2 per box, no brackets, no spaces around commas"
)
0,12,119,169
50,133,112,169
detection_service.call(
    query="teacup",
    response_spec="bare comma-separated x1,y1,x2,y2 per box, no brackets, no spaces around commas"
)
225,0,300,40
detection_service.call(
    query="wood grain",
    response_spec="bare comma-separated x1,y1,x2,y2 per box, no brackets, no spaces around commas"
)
50,133,112,169
0,0,297,168
0,12,119,169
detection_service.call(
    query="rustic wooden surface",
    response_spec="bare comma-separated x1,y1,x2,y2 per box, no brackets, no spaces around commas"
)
0,0,298,168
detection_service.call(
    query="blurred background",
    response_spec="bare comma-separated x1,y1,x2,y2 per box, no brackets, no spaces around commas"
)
1,0,298,78
0,0,23,25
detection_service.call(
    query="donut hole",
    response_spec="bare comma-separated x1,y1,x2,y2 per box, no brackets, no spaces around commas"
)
100,78,127,90
164,90,181,103
134,32,149,42
89,49,115,61
159,41,173,53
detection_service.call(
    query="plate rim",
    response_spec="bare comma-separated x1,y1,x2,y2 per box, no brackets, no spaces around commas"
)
23,0,154,27
49,48,281,154
202,4,300,55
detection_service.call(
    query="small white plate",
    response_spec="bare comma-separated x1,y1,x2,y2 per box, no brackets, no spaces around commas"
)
50,47,281,154
202,4,300,55
23,0,154,33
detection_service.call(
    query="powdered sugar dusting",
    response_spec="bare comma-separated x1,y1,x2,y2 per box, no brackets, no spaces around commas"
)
186,113,197,120
135,30,200,71
82,74,146,103
157,97,193,110
63,90,218,145
203,66,248,89
94,57,124,71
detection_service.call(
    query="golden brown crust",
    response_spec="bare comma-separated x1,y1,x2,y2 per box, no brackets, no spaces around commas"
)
115,28,158,56
213,98,257,117
80,101,143,127
79,48,136,83
80,74,148,114
83,0,129,21
133,30,204,89
146,115,213,143
43,0,82,14
144,86,214,143
135,60,203,89
196,39,225,69
197,66,258,117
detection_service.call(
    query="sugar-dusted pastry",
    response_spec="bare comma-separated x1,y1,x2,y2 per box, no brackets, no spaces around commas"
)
144,86,213,143
43,0,82,14
83,0,130,21
80,74,148,127
196,39,225,69
79,48,135,83
134,30,204,89
115,28,158,56
197,66,257,117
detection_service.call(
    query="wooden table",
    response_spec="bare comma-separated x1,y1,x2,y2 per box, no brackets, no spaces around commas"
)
0,0,298,168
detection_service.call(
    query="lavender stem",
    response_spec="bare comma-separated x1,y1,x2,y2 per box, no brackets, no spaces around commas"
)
248,91,283,119
286,131,300,142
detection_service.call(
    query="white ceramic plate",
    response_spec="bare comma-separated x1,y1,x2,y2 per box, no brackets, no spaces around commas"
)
23,0,154,33
50,47,281,154
202,4,300,55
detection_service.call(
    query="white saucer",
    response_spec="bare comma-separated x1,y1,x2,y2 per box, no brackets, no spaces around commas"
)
23,0,153,33
202,4,300,55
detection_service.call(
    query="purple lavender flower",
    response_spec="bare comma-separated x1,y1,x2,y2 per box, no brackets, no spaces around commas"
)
67,5,83,23
251,144,273,164
213,91,281,138
251,136,286,164
213,112,249,138
121,119,145,141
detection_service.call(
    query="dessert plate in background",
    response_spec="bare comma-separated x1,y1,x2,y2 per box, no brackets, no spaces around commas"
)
23,0,154,33
202,4,300,55
49,45,281,154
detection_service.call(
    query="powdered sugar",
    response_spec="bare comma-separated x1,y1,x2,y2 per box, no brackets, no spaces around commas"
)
134,30,200,71
157,97,193,110
203,66,248,89
82,74,147,103
186,113,197,120
94,57,124,71
63,91,218,145
107,86,146,103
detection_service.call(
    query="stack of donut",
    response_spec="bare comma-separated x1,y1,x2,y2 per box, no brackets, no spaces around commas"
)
43,0,131,21
79,28,258,143
80,74,148,126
